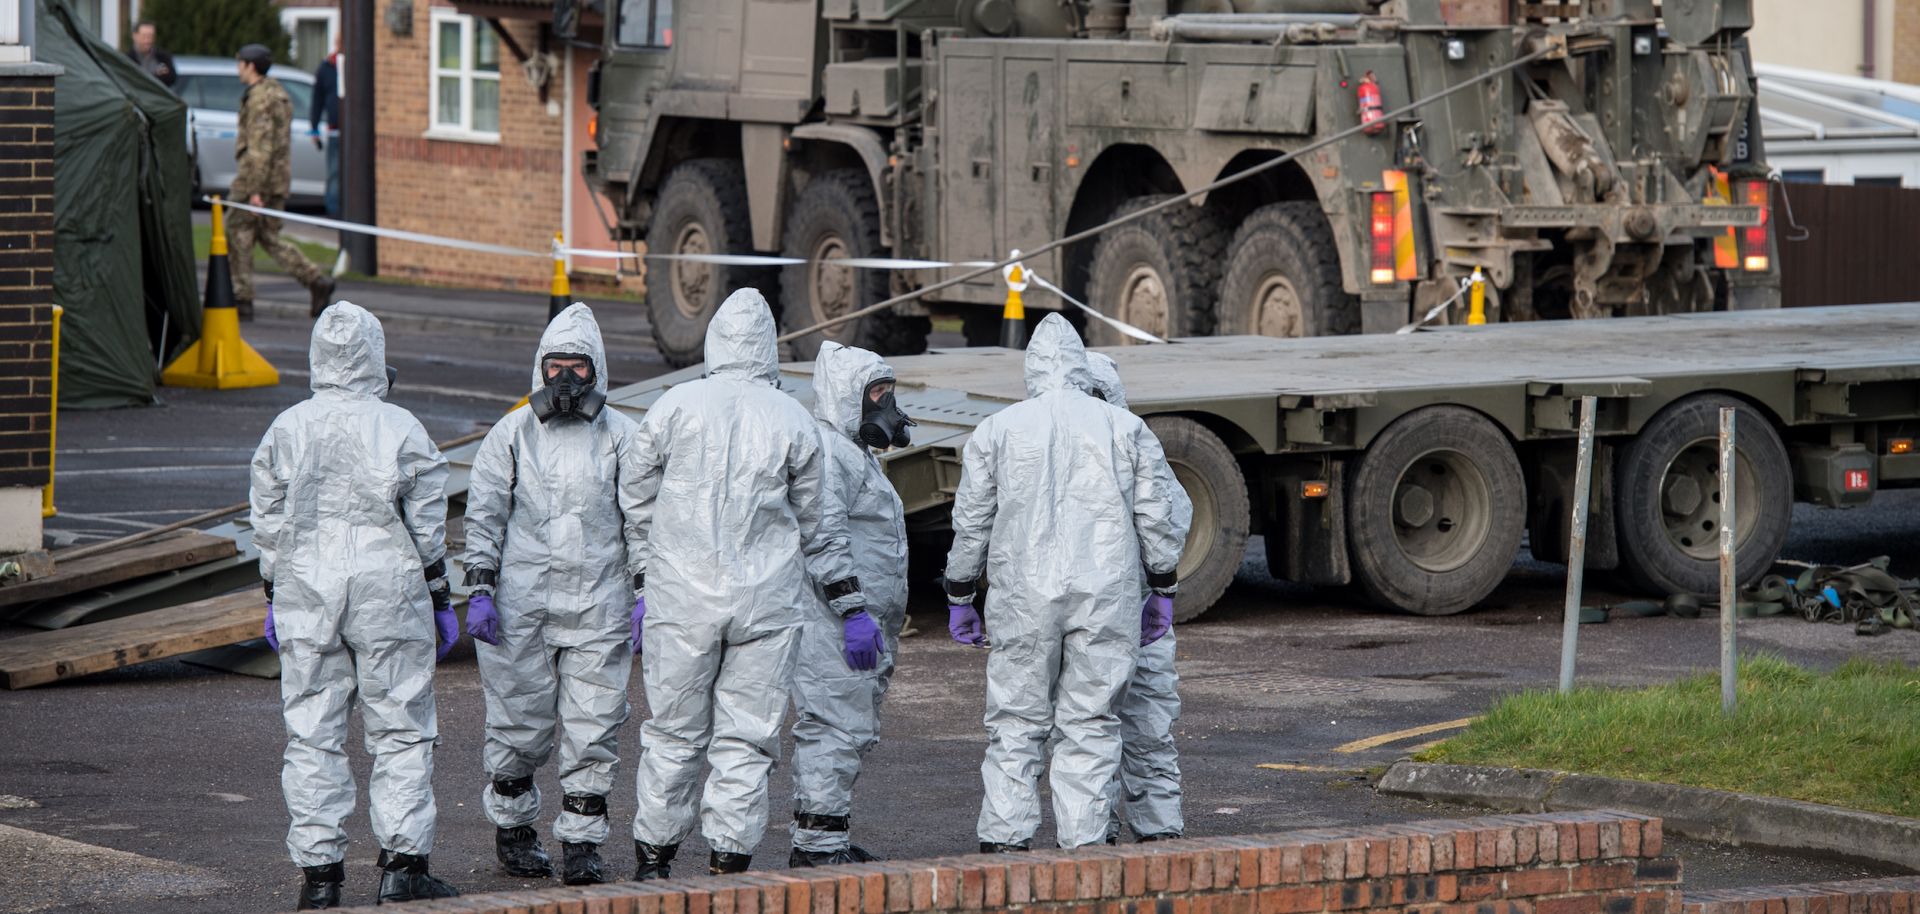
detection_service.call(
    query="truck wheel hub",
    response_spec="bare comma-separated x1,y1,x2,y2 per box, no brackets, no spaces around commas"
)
809,235,855,319
1661,441,1757,557
670,223,713,320
1119,265,1170,337
1390,450,1492,573
1253,273,1304,338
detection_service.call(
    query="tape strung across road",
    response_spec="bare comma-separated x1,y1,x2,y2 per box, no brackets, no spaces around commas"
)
206,196,1171,342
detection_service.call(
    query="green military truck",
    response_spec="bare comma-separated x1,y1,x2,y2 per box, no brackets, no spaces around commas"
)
575,0,1778,367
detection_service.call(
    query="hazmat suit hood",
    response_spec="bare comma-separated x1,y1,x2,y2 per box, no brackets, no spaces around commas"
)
1086,352,1128,410
812,341,896,442
705,288,781,384
531,302,611,395
1023,313,1095,398
309,301,389,398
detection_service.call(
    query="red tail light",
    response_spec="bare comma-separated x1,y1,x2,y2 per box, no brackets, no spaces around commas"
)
1369,192,1395,284
1739,180,1770,272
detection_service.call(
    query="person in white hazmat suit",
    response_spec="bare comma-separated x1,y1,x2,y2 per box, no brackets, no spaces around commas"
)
461,303,646,886
250,302,459,909
942,313,1191,851
1084,351,1186,843
787,342,913,867
621,289,878,878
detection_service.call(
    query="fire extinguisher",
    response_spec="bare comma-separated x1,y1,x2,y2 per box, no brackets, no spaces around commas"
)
1357,71,1386,135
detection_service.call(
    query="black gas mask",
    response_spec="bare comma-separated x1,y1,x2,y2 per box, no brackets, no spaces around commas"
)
529,352,606,422
858,378,914,449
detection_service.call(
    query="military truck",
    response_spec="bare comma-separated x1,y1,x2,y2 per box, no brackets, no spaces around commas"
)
575,0,1779,367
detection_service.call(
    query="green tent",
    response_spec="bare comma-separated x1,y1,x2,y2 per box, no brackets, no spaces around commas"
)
36,0,201,409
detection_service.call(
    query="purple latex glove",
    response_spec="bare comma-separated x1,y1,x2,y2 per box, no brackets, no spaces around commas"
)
466,593,500,646
948,604,986,647
263,603,279,653
435,607,460,661
841,610,883,671
1140,594,1174,646
629,595,647,652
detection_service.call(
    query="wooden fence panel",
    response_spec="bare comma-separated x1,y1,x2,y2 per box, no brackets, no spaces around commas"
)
1774,182,1920,308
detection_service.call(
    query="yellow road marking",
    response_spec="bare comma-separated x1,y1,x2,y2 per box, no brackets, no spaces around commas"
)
1256,763,1365,774
1332,717,1479,754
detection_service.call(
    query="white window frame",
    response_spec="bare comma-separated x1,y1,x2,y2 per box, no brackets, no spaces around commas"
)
426,10,502,143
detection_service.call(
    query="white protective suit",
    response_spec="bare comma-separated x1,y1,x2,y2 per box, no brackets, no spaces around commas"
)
250,302,450,868
623,288,861,856
464,303,642,846
1085,352,1186,841
789,342,910,855
943,314,1191,849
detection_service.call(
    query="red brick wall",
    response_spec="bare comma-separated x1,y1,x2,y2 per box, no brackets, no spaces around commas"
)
328,811,1682,914
1685,877,1920,914
373,3,564,291
0,73,56,490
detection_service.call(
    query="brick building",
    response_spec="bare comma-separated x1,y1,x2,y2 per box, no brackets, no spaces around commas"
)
0,5,58,555
371,0,634,293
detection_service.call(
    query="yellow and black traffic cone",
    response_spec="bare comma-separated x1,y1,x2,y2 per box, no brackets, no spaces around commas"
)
161,197,279,389
1001,256,1029,350
548,231,570,322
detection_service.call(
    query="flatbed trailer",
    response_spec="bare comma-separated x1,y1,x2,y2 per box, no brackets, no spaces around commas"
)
554,303,1920,621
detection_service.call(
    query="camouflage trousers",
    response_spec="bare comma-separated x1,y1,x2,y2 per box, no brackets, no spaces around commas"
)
229,198,326,302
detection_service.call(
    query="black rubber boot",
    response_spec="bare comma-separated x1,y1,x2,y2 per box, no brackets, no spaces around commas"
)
236,298,255,322
709,850,751,874
310,277,335,318
495,825,554,878
1137,832,1183,843
295,862,343,910
562,843,607,886
374,850,459,905
789,844,880,867
633,840,678,881
979,841,1031,854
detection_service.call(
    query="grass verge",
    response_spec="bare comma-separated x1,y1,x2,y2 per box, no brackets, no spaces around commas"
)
1417,655,1920,818
192,222,338,273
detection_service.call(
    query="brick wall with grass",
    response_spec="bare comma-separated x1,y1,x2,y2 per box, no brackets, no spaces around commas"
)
330,811,1683,914
0,67,56,490
373,3,564,292
1685,877,1920,914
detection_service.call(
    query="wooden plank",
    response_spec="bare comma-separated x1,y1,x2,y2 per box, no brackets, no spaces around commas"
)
0,530,238,609
0,591,264,689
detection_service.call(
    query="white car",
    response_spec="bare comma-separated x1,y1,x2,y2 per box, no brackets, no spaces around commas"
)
174,56,328,207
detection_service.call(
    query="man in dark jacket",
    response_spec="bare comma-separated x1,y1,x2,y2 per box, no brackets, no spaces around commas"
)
310,35,343,219
126,21,175,86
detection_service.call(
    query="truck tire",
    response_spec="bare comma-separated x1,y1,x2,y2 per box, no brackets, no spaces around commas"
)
1216,202,1359,338
1085,196,1228,345
1347,406,1525,615
1614,395,1792,597
1146,416,1249,623
780,169,931,361
646,159,774,368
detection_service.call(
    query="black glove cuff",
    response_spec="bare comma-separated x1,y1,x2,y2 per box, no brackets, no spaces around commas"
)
943,575,977,603
1146,569,1178,590
823,577,861,600
464,567,497,589
633,573,644,592
422,559,447,583
263,580,274,601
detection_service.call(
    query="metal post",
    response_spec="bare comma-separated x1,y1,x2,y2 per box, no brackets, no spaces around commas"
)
1719,407,1738,714
342,0,377,274
1558,395,1597,693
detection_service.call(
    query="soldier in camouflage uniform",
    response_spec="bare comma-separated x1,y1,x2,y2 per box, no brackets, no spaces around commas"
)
231,44,334,320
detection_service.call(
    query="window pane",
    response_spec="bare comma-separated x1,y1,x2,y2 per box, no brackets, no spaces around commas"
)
475,23,500,73
283,79,313,116
654,0,673,45
437,76,462,126
437,21,463,70
198,76,245,113
472,78,500,133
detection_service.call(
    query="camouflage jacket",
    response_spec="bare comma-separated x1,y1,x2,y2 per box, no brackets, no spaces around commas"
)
231,77,292,201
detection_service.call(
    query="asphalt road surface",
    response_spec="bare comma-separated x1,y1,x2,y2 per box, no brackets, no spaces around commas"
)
5,299,1916,913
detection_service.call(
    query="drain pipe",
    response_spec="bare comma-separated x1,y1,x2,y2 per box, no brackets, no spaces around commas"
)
1863,0,1877,79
